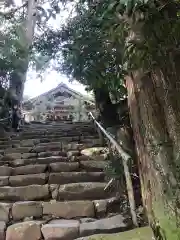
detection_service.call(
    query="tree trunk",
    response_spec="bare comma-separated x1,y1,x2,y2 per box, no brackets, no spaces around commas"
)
94,87,120,128
126,68,180,239
10,0,37,104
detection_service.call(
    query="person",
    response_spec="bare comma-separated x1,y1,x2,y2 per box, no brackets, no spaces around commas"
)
11,105,21,132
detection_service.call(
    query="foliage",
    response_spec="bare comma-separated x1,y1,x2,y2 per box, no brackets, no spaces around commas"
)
33,4,127,101
92,0,180,71
0,0,67,116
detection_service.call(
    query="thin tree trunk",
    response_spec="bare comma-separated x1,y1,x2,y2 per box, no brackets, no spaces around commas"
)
126,68,180,240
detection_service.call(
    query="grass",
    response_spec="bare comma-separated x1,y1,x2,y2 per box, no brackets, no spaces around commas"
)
81,227,154,240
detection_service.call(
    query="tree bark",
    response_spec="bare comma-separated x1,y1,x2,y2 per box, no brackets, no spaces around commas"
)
94,87,120,128
126,68,180,239
10,0,37,104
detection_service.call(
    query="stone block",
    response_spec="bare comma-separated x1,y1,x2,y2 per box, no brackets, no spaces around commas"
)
0,221,5,240
41,219,79,240
12,164,47,175
80,215,128,236
22,153,37,159
0,177,9,186
67,150,80,158
0,185,49,201
93,199,107,215
43,200,95,218
49,172,105,184
2,153,22,161
0,203,11,222
9,173,47,186
12,201,43,220
80,161,107,171
6,221,41,240
57,182,107,200
0,166,12,176
50,162,79,172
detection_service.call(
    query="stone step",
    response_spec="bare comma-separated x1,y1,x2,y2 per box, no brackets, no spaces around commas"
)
76,154,108,162
0,185,50,201
0,197,120,222
0,182,109,201
79,214,130,237
17,132,96,139
9,173,47,186
80,161,107,171
12,164,47,175
53,182,108,201
0,161,107,176
49,162,79,172
41,215,129,240
48,172,105,185
5,172,105,186
11,156,70,167
2,142,103,156
0,145,11,150
12,162,79,175
5,214,132,240
6,221,42,240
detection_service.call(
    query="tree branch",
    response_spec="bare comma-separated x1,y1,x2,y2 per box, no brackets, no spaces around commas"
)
0,2,28,17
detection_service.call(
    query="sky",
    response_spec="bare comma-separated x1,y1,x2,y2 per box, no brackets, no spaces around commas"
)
24,71,87,98
14,0,87,98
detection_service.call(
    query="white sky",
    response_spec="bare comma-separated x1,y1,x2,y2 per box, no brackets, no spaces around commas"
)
14,0,87,98
24,71,87,98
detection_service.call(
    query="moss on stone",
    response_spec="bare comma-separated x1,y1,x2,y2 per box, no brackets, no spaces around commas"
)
79,227,154,240
152,201,180,240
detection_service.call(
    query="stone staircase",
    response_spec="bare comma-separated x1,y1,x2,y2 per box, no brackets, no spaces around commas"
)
0,122,133,240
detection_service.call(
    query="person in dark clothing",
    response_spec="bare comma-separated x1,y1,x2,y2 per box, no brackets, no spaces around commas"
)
11,105,21,131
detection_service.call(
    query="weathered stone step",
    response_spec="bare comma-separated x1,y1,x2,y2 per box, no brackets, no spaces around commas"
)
6,221,42,240
12,164,47,175
41,215,129,240
0,145,11,150
0,185,50,201
52,182,108,200
0,161,106,176
2,200,95,222
2,142,103,156
0,198,120,222
0,182,109,201
50,162,79,172
0,136,99,148
5,222,152,240
48,172,105,184
11,162,79,175
76,154,108,162
2,172,104,186
80,161,107,171
9,173,47,186
79,214,130,237
11,156,69,167
43,200,95,219
17,132,96,139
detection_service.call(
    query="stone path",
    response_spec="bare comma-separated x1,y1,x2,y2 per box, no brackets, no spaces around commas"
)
0,122,152,239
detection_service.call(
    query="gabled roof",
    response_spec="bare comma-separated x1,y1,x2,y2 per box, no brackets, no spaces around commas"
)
24,82,94,104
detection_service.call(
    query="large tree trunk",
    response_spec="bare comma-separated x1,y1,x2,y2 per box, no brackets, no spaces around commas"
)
126,68,180,239
10,0,36,104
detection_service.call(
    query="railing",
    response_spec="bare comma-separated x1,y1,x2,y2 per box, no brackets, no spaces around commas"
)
0,117,10,122
88,112,138,227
